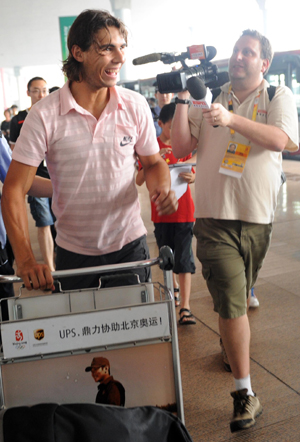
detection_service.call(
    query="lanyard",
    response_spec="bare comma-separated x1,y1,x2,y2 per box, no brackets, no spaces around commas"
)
228,85,261,136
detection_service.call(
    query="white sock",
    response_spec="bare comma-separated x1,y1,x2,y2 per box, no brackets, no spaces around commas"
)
234,375,254,396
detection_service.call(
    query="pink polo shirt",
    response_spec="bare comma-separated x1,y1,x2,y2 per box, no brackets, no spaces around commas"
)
13,82,159,255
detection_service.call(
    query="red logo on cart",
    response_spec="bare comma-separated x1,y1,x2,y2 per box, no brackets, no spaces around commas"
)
15,330,24,341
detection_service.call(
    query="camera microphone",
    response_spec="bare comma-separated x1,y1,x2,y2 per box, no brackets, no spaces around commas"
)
133,45,217,66
132,53,163,65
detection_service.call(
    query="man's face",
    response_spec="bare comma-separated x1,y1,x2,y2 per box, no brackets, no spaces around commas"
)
155,91,173,108
75,26,126,90
229,35,268,84
27,80,48,106
4,110,11,121
91,365,109,383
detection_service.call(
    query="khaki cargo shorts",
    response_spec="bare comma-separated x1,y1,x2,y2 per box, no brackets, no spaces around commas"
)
193,218,272,319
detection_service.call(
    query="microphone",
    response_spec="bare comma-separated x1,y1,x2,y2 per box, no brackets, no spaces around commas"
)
187,76,220,128
205,71,229,89
133,45,218,66
132,53,162,65
187,76,207,100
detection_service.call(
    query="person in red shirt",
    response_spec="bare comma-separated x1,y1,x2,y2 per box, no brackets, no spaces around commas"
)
137,103,196,325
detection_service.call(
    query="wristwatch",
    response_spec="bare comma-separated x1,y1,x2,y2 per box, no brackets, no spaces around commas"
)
175,97,190,105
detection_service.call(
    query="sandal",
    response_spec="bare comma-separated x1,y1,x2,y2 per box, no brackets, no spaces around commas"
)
178,308,196,325
174,288,180,307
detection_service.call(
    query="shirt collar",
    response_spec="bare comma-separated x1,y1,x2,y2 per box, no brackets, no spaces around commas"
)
60,81,126,116
222,78,270,98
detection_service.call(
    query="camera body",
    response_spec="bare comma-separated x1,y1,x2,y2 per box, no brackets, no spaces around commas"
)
156,63,218,94
156,44,218,94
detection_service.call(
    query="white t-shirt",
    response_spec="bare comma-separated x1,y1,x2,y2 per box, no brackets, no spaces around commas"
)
189,80,299,224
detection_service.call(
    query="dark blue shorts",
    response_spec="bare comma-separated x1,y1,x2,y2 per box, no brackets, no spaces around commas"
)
28,196,55,228
55,235,150,291
154,222,196,274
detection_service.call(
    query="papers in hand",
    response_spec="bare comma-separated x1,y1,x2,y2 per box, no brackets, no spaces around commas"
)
169,163,193,201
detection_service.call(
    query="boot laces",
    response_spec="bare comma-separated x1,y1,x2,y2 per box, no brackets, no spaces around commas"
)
234,395,253,415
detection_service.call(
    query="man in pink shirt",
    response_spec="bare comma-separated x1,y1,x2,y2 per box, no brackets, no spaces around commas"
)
2,9,177,292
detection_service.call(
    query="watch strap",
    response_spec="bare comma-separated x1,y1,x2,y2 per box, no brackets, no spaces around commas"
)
175,97,190,105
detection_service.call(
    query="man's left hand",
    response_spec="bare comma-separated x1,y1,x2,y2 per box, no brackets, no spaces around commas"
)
202,103,232,127
151,188,178,216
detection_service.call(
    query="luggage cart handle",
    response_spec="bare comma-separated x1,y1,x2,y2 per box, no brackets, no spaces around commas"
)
0,246,174,284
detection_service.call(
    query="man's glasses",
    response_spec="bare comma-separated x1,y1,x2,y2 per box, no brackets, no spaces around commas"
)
28,89,48,95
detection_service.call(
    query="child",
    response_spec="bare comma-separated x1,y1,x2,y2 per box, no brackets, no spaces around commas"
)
136,103,196,325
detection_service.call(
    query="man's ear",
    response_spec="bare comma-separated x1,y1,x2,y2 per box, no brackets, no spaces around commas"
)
262,58,269,74
71,45,84,62
158,120,163,128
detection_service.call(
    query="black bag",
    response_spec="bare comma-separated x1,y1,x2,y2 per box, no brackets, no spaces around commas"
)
3,403,194,442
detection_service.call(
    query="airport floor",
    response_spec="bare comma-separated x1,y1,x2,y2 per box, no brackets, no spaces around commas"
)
21,159,300,440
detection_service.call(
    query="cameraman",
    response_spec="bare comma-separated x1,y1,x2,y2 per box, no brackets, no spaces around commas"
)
171,29,298,433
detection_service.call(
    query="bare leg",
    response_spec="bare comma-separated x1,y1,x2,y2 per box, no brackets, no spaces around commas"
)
178,273,195,324
173,273,180,306
37,226,55,272
219,314,250,379
173,273,179,290
178,273,191,310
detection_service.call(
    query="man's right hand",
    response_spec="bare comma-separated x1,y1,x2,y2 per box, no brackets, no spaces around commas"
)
17,259,54,291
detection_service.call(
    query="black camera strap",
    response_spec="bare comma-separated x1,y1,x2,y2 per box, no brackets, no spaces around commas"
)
212,84,276,103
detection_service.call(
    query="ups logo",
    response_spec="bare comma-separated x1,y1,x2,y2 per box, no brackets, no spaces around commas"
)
34,329,45,341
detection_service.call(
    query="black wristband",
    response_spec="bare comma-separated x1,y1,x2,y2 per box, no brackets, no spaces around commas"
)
175,97,190,105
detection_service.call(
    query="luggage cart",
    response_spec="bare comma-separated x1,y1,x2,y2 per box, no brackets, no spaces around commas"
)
0,246,185,422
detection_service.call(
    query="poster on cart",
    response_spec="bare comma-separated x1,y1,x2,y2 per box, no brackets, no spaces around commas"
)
1,343,177,414
1,303,170,360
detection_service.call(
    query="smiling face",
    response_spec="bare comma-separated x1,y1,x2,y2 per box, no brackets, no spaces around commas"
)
72,26,126,91
229,35,269,87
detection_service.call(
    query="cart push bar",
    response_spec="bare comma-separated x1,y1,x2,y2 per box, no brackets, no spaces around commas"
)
0,246,175,292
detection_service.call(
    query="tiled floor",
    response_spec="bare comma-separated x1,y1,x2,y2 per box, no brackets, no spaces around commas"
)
17,159,300,440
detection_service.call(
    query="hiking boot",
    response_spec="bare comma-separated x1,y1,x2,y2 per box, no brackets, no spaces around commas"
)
220,338,231,372
230,388,263,433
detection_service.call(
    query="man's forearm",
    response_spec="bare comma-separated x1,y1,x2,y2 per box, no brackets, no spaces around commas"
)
144,159,170,195
229,113,288,152
171,104,195,158
29,176,53,198
2,186,36,268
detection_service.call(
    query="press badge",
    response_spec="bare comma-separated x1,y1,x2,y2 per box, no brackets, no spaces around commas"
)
219,141,251,178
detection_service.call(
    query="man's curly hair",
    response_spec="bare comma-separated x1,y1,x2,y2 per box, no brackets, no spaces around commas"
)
62,9,128,82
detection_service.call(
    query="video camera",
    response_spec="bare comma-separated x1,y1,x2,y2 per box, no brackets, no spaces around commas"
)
132,44,219,94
